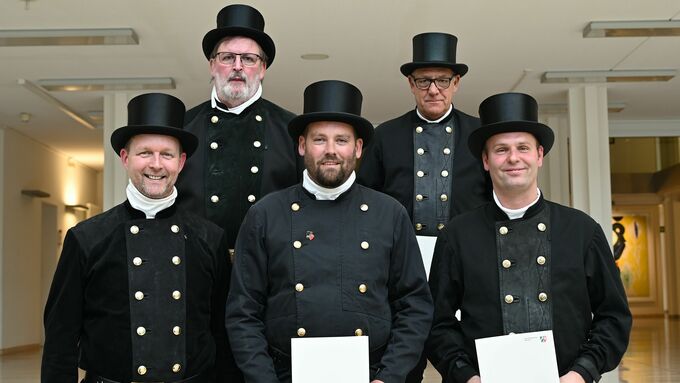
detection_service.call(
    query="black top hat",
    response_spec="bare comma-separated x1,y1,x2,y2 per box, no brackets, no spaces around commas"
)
288,80,374,145
468,92,554,159
110,93,198,158
202,4,276,67
400,32,469,77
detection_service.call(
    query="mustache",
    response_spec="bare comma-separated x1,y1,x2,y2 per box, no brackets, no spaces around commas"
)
228,73,246,81
317,155,341,164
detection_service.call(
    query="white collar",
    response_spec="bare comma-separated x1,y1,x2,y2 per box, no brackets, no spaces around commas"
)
126,180,177,219
416,104,453,123
493,188,541,220
211,83,262,115
302,170,356,200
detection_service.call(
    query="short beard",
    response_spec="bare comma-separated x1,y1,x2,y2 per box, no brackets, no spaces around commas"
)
305,153,357,188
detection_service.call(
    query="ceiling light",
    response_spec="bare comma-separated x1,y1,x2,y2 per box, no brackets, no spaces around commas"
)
21,189,50,198
37,77,176,91
584,20,680,38
65,204,89,212
301,53,329,60
541,69,676,83
0,28,138,46
18,78,97,130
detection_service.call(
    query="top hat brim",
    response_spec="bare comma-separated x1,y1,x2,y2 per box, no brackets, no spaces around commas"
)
111,125,199,158
400,61,469,77
467,120,554,160
202,27,275,67
288,112,374,145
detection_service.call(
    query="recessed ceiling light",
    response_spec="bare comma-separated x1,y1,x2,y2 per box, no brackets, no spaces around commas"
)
541,69,676,83
301,53,329,60
584,20,680,38
0,28,139,46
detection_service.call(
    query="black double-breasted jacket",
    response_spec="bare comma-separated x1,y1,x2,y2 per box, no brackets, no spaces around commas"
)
226,183,434,383
426,196,632,383
176,98,303,249
357,107,491,234
42,201,235,383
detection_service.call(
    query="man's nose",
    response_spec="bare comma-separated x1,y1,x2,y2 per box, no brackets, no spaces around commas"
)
232,56,244,70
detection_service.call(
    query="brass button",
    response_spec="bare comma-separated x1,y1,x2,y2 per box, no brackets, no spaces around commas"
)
415,194,424,202
133,257,143,266
253,140,262,148
538,292,548,302
172,363,181,373
136,326,146,336
297,328,306,337
537,256,546,265
250,166,259,174
171,225,179,233
130,225,139,234
172,256,181,265
291,203,300,211
415,126,423,133
210,142,218,150
295,283,304,292
358,284,367,294
416,170,425,177
293,240,302,249
210,115,219,123
172,290,181,300
417,148,425,155
211,195,219,203
134,291,144,301
446,126,453,133
499,226,509,235
173,326,181,335
247,194,256,203
440,194,448,202
355,328,363,336
437,223,445,230
504,294,514,304
360,203,368,212
137,365,147,376
441,170,449,177
443,147,451,155
537,223,547,232
255,115,263,122
415,223,423,231
502,259,512,269
361,241,369,250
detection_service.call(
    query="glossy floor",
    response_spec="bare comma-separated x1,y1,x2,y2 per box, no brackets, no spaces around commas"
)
2,317,678,382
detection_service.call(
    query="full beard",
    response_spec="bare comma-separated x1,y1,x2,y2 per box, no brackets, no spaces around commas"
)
216,73,260,106
306,154,356,188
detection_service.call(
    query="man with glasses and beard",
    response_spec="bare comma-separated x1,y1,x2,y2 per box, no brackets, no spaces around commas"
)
177,4,301,255
226,81,433,383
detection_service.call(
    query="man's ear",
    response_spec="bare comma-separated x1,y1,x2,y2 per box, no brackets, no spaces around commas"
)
298,135,306,157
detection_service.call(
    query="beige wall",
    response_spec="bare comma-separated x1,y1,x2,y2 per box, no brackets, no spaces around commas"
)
0,127,101,350
610,137,658,174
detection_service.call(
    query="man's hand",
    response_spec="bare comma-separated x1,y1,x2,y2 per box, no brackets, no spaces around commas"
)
370,380,384,383
560,371,586,383
466,376,481,383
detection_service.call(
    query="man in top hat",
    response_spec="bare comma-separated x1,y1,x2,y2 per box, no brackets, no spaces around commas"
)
176,4,302,253
225,80,433,383
358,32,490,243
426,93,632,383
42,93,237,383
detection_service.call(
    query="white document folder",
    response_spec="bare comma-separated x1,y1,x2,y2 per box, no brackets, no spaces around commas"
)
475,330,560,383
291,335,369,383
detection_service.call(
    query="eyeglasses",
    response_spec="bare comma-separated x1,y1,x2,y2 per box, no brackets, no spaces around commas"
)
212,52,263,67
410,76,455,90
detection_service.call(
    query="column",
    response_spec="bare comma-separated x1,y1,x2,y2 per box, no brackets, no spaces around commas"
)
103,93,130,210
538,112,570,206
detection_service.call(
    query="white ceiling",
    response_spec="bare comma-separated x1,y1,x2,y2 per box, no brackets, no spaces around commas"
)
2,0,679,170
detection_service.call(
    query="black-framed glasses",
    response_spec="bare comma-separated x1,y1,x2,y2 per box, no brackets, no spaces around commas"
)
410,76,455,90
212,52,263,67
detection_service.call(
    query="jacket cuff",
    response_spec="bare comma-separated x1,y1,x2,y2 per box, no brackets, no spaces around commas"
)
571,356,600,382
448,359,478,383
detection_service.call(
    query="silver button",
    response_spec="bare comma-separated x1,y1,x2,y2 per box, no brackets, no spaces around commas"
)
415,126,423,133
210,116,219,123
172,290,181,300
437,223,445,230
416,194,424,202
137,365,147,376
173,326,181,335
499,226,509,235
247,194,256,203
134,291,144,300
297,327,306,337
250,166,259,174
355,328,363,336
360,204,368,212
133,257,143,266
417,148,425,155
136,326,146,336
440,194,448,202
441,170,449,177
538,292,548,302
361,241,369,250
172,363,181,373
295,283,304,292
291,203,300,212
502,259,512,269
172,256,181,265
255,115,263,122
359,284,367,293
415,223,423,231
537,223,547,232
293,240,302,249
210,142,218,150
443,147,451,155
211,195,219,203
253,140,261,148
130,225,139,234
446,126,453,133
504,295,514,304
537,256,546,265
171,225,180,233
416,170,425,177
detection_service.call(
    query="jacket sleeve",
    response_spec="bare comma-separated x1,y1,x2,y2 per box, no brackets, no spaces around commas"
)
41,229,84,383
374,208,434,383
225,207,279,383
425,231,478,383
356,129,385,191
571,226,632,382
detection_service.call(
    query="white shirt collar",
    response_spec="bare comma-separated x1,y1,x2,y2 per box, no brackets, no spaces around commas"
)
302,170,356,200
126,180,177,219
493,188,541,220
416,104,453,123
211,83,262,115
